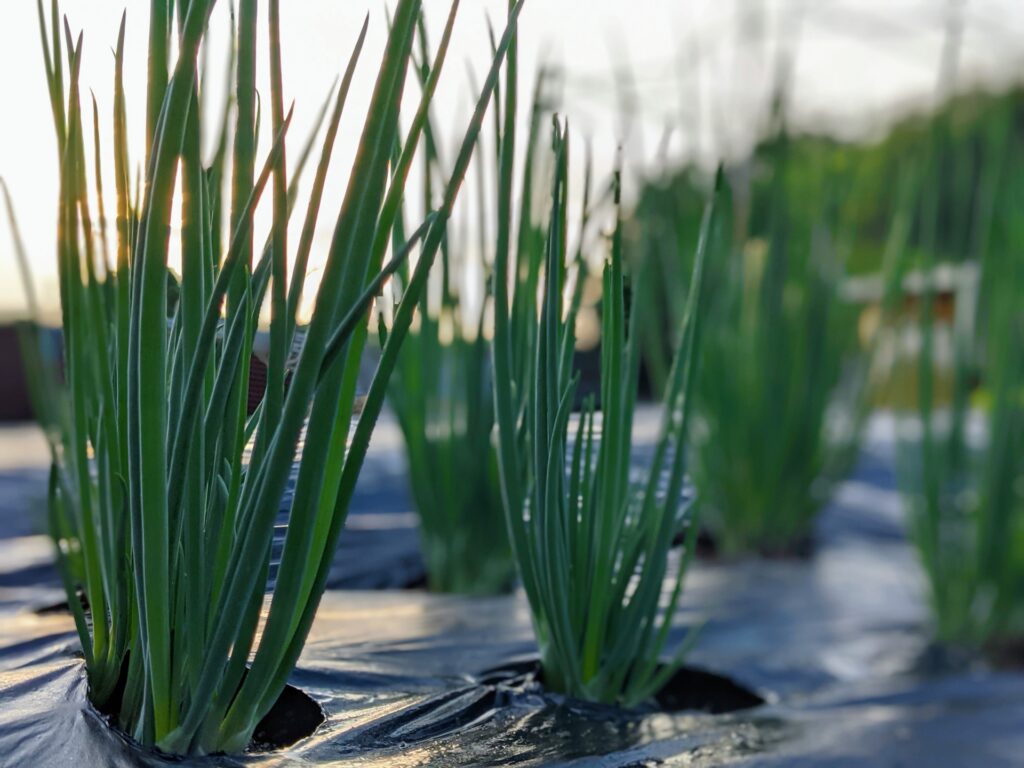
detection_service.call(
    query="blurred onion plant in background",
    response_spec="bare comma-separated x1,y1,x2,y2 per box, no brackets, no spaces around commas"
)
381,23,525,595
895,103,1024,654
631,118,872,558
385,249,512,593
899,247,1024,653
690,128,870,557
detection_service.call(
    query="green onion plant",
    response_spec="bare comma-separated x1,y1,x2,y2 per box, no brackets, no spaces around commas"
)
382,32,515,595
21,0,522,754
387,304,511,594
898,257,1024,650
896,110,1024,652
689,127,872,557
492,109,720,704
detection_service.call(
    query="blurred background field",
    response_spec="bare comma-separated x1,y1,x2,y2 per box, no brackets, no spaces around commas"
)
2,0,1023,321
2,0,1021,399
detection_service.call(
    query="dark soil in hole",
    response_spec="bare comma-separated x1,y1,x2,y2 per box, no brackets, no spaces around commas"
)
401,570,429,590
692,528,814,561
912,642,980,675
987,638,1024,671
250,678,326,752
654,664,766,714
914,638,1024,675
478,658,765,716
88,653,324,754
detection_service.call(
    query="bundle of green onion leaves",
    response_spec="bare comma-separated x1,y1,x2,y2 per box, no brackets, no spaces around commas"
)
17,0,523,755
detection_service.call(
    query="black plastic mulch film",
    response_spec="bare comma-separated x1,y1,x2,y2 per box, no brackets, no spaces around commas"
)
1,410,1022,767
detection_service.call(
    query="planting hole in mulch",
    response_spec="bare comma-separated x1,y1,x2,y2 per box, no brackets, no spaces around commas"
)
250,679,326,751
88,654,325,753
654,664,766,713
988,639,1024,671
691,528,815,561
478,658,764,716
913,638,1024,676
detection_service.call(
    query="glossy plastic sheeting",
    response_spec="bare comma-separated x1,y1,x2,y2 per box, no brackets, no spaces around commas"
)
1,414,1023,766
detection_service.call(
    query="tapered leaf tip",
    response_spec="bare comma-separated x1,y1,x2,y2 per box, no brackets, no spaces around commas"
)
114,13,126,59
713,163,725,192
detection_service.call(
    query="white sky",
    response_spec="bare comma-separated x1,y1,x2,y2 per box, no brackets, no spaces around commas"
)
0,0,1022,321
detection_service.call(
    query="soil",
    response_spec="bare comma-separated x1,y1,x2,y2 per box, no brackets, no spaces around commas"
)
692,529,815,561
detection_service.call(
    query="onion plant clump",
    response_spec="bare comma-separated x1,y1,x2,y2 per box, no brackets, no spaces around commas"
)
382,33,513,594
896,133,1024,652
386,254,513,594
690,131,869,557
898,258,1024,650
492,116,719,705
24,0,521,755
